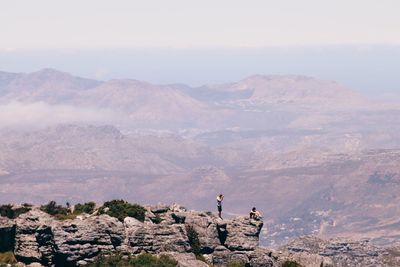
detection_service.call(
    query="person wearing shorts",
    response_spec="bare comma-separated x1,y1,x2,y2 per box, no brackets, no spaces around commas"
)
217,194,224,219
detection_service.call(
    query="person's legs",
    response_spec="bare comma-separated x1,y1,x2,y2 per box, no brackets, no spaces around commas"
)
218,205,222,219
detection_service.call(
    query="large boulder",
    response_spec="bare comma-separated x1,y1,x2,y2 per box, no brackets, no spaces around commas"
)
247,248,276,267
224,217,263,251
185,211,221,254
52,214,124,265
14,209,53,265
212,245,232,266
127,221,191,253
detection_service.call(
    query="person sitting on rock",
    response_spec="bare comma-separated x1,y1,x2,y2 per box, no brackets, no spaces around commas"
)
250,207,262,220
217,194,224,219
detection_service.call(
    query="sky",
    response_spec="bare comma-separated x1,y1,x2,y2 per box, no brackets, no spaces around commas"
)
1,0,400,49
1,0,399,95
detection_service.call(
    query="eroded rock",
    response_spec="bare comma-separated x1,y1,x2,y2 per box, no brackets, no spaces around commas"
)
1,203,273,267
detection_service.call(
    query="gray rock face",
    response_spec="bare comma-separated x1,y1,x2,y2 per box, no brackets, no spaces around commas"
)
0,217,15,251
52,215,124,265
185,211,220,253
5,203,400,266
225,217,263,251
246,248,277,267
127,222,191,253
212,245,232,266
14,210,53,264
1,204,273,267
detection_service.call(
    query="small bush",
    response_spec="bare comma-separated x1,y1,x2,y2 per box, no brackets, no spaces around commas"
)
74,202,96,214
87,253,177,267
227,260,246,267
130,253,177,267
40,201,74,220
88,253,129,267
185,225,201,256
151,215,163,224
41,201,68,216
98,200,146,222
283,260,303,267
0,251,17,264
0,204,30,219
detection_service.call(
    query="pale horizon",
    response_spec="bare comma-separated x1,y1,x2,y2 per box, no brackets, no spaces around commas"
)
1,0,400,50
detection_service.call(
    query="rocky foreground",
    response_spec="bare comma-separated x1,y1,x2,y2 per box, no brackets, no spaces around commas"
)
1,203,400,267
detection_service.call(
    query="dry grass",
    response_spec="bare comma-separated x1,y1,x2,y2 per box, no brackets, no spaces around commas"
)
0,251,17,264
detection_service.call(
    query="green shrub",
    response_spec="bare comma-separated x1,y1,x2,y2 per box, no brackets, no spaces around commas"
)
0,204,30,219
88,253,129,267
151,215,163,224
130,253,177,267
227,260,246,267
87,253,177,267
40,201,74,220
185,225,201,255
0,251,17,264
283,260,303,267
41,201,68,216
74,202,96,214
98,200,146,222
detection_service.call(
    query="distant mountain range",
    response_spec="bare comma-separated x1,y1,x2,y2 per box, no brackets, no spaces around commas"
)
1,68,400,247
0,68,378,130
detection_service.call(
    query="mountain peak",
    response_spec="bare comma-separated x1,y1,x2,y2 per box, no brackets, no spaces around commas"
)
31,68,75,78
242,74,315,82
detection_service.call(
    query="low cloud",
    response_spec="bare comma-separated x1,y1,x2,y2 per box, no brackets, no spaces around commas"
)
0,101,117,129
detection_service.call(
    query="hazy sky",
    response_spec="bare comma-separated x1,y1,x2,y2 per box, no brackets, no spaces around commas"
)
1,0,399,96
1,0,400,49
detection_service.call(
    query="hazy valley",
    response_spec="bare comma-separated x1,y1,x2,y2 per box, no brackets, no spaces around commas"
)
1,69,400,247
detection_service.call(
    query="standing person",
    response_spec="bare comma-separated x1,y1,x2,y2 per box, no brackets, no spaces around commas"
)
217,194,224,219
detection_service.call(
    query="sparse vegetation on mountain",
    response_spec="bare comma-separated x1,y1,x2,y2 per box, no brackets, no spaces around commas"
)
130,254,177,267
185,224,201,255
98,200,146,222
0,204,30,219
40,201,74,220
87,252,177,267
151,214,163,224
74,201,96,214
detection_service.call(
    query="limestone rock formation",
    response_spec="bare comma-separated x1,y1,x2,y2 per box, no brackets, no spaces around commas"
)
4,203,397,266
0,203,274,267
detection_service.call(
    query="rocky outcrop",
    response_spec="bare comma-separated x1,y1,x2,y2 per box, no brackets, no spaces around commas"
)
52,215,124,265
0,204,275,267
281,236,400,267
5,203,396,267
